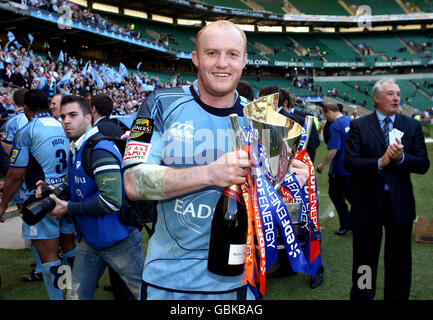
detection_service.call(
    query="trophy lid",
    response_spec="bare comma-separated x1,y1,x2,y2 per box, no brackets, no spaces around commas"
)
243,93,304,140
243,92,304,186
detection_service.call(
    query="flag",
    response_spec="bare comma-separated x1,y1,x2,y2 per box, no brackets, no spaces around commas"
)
134,73,142,85
28,34,34,47
136,61,142,70
99,64,107,79
57,69,72,86
4,31,16,52
13,41,22,49
81,62,89,78
7,31,15,43
58,50,64,63
106,68,121,84
142,84,155,91
106,67,116,82
91,67,104,89
119,62,128,78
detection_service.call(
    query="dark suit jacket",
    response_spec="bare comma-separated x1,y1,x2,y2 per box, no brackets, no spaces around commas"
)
95,117,125,138
10,72,26,88
344,112,430,224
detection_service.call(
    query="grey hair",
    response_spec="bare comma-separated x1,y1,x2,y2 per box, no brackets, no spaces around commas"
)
372,78,396,99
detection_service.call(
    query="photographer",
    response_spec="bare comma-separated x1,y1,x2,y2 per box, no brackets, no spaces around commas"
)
37,95,144,300
0,89,76,300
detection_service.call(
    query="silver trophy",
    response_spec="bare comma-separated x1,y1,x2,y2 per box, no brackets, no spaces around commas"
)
243,93,305,222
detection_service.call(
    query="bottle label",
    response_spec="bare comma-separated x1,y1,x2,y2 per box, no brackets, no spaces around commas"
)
228,244,246,265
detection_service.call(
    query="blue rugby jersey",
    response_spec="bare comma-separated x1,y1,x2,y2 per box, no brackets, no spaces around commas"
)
10,112,68,191
126,81,250,293
0,109,28,145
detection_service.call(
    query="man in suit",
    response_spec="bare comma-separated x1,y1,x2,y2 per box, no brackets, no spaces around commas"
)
91,94,125,138
345,78,430,300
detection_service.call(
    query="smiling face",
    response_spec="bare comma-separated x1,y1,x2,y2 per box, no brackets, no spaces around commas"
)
374,81,401,116
191,21,247,108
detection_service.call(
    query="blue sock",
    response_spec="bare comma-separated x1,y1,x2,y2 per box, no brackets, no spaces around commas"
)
31,244,43,274
62,247,77,269
41,260,63,300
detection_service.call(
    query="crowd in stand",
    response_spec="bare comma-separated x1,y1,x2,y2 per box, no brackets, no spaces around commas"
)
0,42,189,118
26,0,178,50
28,0,141,40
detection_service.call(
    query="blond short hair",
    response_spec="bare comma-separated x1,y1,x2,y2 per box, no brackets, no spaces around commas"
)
195,20,247,54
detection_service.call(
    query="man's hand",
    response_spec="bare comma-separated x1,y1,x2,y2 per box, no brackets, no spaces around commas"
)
35,180,48,199
380,149,392,168
290,159,309,188
387,138,404,162
48,194,68,219
207,149,252,187
316,163,325,174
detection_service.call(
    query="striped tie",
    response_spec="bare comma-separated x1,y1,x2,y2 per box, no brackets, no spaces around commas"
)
383,117,391,146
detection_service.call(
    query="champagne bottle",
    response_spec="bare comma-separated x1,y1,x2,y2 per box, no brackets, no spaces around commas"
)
208,184,248,276
208,113,247,276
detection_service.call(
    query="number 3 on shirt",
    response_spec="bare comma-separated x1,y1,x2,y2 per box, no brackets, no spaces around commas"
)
55,149,67,174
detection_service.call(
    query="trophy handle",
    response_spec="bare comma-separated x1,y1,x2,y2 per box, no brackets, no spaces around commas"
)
301,115,314,151
229,114,242,151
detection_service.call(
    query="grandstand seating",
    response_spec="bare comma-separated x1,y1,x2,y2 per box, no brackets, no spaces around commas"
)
411,0,433,12
246,32,299,61
288,0,350,15
347,0,405,15
256,1,286,14
345,31,419,60
290,33,359,62
199,0,251,10
396,79,433,109
106,13,196,52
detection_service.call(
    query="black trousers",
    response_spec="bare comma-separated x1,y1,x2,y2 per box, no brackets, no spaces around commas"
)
350,192,413,300
328,174,353,230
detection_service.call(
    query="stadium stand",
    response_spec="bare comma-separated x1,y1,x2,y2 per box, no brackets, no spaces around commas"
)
345,31,428,61
410,0,433,12
199,0,251,10
290,33,359,62
347,0,406,15
256,1,287,14
287,0,350,15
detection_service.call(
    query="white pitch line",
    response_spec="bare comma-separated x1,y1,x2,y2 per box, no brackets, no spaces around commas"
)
319,202,336,220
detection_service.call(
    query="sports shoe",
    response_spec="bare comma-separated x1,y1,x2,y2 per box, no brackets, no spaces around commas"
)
21,269,43,282
334,228,351,235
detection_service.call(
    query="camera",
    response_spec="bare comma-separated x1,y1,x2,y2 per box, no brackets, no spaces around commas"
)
21,183,70,226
